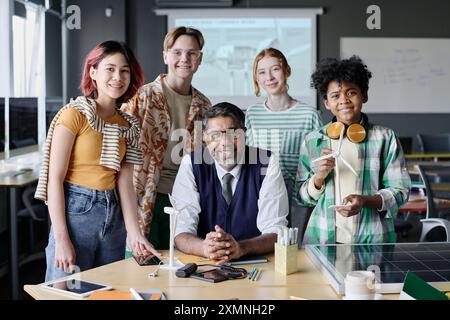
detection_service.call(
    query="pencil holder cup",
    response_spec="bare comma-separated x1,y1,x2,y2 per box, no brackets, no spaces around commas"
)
274,243,298,275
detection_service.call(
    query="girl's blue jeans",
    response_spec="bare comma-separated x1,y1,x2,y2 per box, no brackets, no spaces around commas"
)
45,182,126,281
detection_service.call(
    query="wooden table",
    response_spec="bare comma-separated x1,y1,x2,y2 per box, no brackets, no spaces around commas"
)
407,161,450,176
24,251,399,300
405,154,450,161
399,199,427,214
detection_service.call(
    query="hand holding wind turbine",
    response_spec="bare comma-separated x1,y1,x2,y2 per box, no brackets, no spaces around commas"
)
312,125,358,210
161,194,195,269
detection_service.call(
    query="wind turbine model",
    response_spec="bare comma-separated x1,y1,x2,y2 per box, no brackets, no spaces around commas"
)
312,125,358,209
160,194,194,270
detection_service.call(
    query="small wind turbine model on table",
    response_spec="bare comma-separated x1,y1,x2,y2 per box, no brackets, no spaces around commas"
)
312,125,358,210
160,194,194,270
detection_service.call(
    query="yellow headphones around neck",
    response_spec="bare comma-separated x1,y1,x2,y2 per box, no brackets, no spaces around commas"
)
326,113,368,143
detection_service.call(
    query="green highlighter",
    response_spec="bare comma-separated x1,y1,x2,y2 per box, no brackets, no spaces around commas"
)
400,271,449,300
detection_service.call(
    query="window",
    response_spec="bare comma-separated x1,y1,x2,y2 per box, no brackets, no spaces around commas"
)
0,0,46,159
12,2,44,97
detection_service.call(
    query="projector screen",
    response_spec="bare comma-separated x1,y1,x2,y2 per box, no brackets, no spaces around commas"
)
156,8,322,109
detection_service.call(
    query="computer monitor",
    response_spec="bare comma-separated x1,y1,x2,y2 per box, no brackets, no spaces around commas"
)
9,97,38,152
0,97,4,159
46,97,63,134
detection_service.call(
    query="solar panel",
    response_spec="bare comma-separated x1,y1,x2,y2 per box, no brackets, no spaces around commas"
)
305,242,450,294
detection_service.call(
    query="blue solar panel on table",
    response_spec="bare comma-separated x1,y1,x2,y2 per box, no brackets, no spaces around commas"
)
305,242,450,294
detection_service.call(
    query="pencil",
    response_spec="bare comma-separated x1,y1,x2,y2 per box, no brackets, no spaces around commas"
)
250,268,258,281
248,267,256,280
252,269,261,281
290,295,307,300
254,269,263,281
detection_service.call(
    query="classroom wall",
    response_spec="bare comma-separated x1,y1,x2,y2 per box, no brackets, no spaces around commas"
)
287,0,450,150
45,12,62,97
66,0,126,100
127,0,166,84
59,0,450,151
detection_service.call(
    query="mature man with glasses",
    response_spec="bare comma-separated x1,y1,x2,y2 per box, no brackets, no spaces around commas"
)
172,102,288,264
121,26,211,253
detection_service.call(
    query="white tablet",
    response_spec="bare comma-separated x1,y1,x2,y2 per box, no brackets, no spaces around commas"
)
42,279,112,298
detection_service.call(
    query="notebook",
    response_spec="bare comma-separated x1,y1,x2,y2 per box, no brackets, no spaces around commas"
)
177,254,218,265
88,289,166,300
400,271,448,300
229,255,268,265
177,254,268,266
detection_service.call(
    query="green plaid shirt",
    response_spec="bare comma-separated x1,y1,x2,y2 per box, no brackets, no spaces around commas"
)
294,122,411,245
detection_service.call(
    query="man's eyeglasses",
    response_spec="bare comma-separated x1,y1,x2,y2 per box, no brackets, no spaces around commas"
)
206,129,245,142
167,49,202,60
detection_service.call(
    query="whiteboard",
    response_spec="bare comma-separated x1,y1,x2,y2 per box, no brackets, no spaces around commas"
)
340,37,450,113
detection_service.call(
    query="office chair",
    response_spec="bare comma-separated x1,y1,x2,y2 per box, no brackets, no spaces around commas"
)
16,186,48,261
398,136,413,155
394,218,413,239
417,164,450,242
416,133,450,154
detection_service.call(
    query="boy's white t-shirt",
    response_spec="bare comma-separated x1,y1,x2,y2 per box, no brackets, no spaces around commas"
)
331,137,360,243
157,78,192,194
